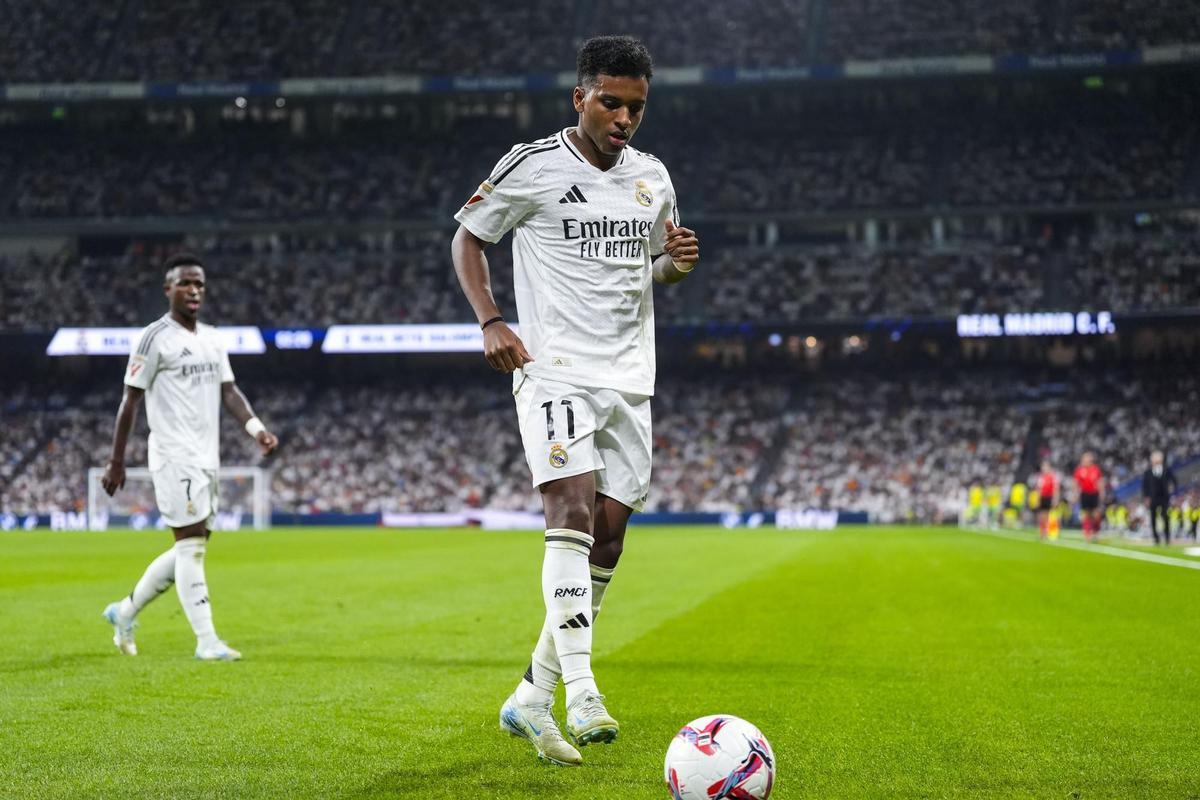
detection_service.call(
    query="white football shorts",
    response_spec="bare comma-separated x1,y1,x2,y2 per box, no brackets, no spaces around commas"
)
152,463,219,529
514,374,652,511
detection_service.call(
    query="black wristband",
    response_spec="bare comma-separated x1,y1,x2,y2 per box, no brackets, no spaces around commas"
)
481,316,504,330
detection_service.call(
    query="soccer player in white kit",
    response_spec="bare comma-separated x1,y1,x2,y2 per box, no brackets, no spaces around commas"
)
100,254,278,661
451,36,700,766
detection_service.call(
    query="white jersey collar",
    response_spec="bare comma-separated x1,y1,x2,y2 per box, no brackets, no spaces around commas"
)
162,312,200,334
560,127,626,170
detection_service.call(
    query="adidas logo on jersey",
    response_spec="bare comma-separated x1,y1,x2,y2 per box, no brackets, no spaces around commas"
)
181,347,193,357
558,185,588,204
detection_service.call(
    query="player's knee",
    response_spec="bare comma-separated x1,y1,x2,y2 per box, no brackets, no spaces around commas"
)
599,535,623,562
556,499,593,534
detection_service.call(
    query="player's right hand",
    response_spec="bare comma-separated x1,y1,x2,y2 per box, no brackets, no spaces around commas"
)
483,322,534,373
101,460,125,496
256,430,279,456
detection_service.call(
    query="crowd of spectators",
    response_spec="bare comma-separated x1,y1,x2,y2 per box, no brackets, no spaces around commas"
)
0,0,122,82
270,383,534,514
766,376,1030,523
9,220,1200,331
0,385,62,499
110,0,348,81
1060,0,1200,52
3,0,1199,83
581,0,811,70
946,122,1193,208
2,113,1193,223
1039,373,1200,489
650,381,790,512
821,0,1044,62
821,0,1200,61
1063,224,1200,312
1,136,460,222
696,239,1048,323
343,0,576,76
0,382,304,517
5,370,1195,521
0,231,505,330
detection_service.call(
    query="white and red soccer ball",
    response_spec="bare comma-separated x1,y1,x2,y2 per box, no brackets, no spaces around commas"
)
664,715,775,799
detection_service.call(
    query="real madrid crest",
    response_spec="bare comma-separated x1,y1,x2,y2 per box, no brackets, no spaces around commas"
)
186,501,196,515
634,179,653,207
549,443,569,468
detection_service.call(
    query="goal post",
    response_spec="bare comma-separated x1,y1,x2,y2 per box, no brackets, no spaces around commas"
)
86,466,271,531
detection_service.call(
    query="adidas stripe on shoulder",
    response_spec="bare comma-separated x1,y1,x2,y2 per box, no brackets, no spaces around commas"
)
634,149,670,178
136,321,169,355
491,135,557,174
489,137,560,186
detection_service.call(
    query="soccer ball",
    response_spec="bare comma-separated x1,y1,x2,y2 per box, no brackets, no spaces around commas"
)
664,714,775,799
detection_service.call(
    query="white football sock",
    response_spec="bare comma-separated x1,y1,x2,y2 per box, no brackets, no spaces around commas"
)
174,537,218,647
517,562,617,705
589,563,615,620
120,546,176,618
542,528,598,706
516,624,559,706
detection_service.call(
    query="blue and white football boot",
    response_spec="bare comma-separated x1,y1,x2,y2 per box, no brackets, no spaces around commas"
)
499,693,582,766
102,601,137,656
565,691,619,746
195,640,242,661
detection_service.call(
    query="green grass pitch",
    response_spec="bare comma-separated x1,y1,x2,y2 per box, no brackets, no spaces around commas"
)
3,525,1198,799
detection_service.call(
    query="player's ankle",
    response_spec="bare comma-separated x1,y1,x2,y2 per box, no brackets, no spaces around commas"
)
516,680,553,707
565,678,599,707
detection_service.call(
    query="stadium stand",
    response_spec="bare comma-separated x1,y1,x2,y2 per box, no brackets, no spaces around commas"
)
1038,374,1200,488
8,221,1200,330
5,371,1198,520
3,0,1200,81
821,0,1044,61
0,0,122,82
110,0,348,81
2,1,1198,530
1063,225,1200,312
343,0,575,76
3,112,1195,222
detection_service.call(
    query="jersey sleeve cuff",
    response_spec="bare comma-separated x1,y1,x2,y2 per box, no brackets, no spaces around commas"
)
453,213,504,245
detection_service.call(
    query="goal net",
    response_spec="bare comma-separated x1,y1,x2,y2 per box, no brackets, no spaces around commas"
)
86,466,270,531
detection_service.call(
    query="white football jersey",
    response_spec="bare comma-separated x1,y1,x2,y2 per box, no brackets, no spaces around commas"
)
123,314,234,471
454,127,678,396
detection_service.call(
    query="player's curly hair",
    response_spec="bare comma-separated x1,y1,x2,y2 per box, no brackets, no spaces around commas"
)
577,35,653,89
163,251,204,281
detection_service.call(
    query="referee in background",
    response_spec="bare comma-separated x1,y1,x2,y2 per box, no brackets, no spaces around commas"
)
1142,450,1178,545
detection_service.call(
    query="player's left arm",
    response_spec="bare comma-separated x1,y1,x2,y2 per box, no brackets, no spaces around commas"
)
653,219,699,285
221,381,279,456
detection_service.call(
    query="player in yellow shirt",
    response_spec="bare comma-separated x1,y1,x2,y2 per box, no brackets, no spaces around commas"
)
1008,482,1028,528
966,482,985,526
985,485,1003,529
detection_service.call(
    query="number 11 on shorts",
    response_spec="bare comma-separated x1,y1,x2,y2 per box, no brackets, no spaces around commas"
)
541,399,575,440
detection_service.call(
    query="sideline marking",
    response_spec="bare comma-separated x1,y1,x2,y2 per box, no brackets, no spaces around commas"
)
964,527,1200,571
